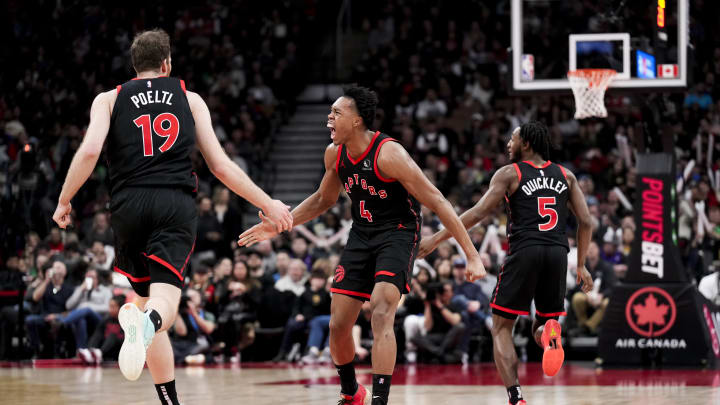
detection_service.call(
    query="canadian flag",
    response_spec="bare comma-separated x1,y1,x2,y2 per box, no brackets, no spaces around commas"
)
657,64,679,78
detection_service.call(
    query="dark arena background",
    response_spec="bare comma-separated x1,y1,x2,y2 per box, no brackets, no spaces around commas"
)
1,0,720,403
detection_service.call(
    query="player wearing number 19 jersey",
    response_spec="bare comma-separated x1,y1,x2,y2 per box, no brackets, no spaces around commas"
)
418,122,595,405
52,29,292,405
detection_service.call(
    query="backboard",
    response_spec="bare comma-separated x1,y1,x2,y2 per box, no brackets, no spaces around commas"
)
510,0,689,92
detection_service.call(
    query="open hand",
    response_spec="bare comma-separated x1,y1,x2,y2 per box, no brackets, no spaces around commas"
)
238,211,280,247
263,199,293,232
417,236,439,259
577,265,594,293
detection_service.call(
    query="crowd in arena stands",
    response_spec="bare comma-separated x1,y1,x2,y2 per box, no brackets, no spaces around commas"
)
3,0,720,366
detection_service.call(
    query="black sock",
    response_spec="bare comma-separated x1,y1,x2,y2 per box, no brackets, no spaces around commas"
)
371,374,392,405
155,380,180,405
335,362,358,396
507,385,523,404
146,309,162,332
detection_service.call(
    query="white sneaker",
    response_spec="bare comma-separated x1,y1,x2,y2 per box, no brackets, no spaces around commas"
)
405,350,417,364
77,348,93,364
91,348,103,365
118,303,155,381
318,347,332,364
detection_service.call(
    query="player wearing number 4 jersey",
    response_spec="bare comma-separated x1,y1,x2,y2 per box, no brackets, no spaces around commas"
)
52,29,292,405
239,86,485,405
418,121,595,405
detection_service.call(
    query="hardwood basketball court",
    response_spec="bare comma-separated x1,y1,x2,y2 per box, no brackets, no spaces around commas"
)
1,362,718,404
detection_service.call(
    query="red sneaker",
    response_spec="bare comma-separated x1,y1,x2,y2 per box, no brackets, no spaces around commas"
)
338,384,369,405
541,319,564,377
508,401,527,405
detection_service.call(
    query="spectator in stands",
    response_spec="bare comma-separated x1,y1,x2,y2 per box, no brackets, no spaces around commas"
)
63,268,112,363
275,270,330,362
274,259,307,296
408,282,466,363
172,288,216,364
87,241,114,273
699,267,720,306
290,237,313,269
87,294,126,363
83,212,113,246
450,258,491,363
273,250,291,282
25,260,73,357
196,196,224,259
216,259,261,361
571,242,618,336
415,89,447,120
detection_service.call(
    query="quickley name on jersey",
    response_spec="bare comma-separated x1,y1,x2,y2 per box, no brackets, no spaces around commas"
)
107,77,197,195
506,161,570,252
336,131,421,230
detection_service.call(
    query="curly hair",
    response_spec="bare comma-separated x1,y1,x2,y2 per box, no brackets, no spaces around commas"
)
343,85,378,129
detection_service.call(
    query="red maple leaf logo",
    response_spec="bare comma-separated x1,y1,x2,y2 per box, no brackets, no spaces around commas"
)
632,293,669,336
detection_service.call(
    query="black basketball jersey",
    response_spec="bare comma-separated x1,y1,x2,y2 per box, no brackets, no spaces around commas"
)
505,161,570,252
336,132,421,230
107,77,197,195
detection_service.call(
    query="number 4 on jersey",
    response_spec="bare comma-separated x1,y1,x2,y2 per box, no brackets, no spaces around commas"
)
134,113,180,157
537,196,558,231
360,200,373,222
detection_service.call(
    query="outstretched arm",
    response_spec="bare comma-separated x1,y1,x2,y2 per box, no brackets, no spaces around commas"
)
238,143,343,246
565,167,594,293
189,91,292,231
418,165,516,258
376,141,486,281
53,91,113,228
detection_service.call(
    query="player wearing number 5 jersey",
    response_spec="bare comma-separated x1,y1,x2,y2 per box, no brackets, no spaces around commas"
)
51,29,292,405
238,86,485,405
418,121,595,405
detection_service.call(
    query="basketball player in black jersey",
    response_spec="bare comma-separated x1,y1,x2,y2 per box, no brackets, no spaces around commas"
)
238,86,485,405
52,29,292,405
418,121,595,405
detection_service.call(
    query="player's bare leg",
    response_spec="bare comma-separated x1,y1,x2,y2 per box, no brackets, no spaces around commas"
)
533,318,564,377
491,314,525,405
119,283,182,404
329,294,367,404
368,282,401,405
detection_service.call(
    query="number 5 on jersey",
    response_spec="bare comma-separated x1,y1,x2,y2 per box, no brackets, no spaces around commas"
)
134,113,180,157
537,197,558,231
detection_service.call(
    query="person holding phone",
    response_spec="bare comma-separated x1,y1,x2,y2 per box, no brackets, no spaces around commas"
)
62,268,113,363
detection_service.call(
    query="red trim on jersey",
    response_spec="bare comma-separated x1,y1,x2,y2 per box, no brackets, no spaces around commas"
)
512,163,522,181
492,264,504,304
116,85,122,94
192,172,199,193
330,288,371,299
0,291,20,297
335,145,343,173
346,131,380,165
180,240,195,274
180,80,187,94
557,164,568,180
375,271,395,278
536,310,567,317
142,253,184,281
490,303,530,316
113,266,151,283
374,137,398,182
523,160,552,169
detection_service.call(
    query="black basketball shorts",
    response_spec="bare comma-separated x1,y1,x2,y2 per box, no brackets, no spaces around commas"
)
110,187,197,297
331,222,420,301
490,244,568,322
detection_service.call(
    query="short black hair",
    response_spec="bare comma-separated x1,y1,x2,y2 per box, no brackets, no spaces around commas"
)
343,85,378,129
111,294,126,308
518,121,551,160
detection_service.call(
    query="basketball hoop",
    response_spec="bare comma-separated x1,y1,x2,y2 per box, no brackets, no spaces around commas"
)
567,69,617,119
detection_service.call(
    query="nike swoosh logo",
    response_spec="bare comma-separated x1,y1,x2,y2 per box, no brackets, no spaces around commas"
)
372,396,381,399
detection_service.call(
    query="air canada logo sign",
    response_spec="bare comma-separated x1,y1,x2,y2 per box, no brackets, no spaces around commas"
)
616,286,685,349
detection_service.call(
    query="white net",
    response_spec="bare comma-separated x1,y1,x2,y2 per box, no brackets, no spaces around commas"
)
567,69,617,119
